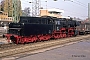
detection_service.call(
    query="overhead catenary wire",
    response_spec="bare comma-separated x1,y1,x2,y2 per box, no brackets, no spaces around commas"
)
64,0,88,8
41,4,87,18
75,0,87,7
63,0,88,18
72,1,87,8
22,0,87,19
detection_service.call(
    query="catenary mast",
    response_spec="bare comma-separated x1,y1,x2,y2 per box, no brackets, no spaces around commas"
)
32,0,41,17
88,3,90,21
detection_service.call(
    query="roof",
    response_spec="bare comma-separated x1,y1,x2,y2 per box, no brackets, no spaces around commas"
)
61,16,70,19
40,8,64,13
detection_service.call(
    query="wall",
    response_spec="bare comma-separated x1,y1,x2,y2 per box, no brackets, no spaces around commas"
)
40,9,62,18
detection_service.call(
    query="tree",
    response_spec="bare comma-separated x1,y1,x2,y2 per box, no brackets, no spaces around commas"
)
22,7,31,16
0,0,4,11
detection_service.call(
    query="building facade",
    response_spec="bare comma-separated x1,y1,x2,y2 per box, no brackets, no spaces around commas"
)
2,0,13,17
0,0,22,23
0,11,13,26
40,9,64,18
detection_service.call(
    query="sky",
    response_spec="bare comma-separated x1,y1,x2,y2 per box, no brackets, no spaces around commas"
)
21,0,90,20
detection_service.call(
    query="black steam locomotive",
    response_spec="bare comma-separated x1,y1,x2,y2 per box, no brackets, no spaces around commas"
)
5,16,80,44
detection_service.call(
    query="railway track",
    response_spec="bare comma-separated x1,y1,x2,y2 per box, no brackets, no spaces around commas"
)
0,35,80,50
0,35,90,58
0,44,21,50
0,38,52,51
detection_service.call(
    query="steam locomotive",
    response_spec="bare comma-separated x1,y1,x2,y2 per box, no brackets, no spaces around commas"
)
4,16,80,44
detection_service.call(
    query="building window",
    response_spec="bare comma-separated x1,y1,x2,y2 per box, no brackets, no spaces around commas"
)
4,13,5,15
6,14,7,15
10,18,12,20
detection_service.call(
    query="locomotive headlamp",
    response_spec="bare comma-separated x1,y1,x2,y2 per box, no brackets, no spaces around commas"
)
22,23,24,25
18,30,20,31
82,29,84,30
4,26,7,29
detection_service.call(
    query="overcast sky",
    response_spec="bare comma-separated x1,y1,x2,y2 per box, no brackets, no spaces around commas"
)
21,0,90,20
